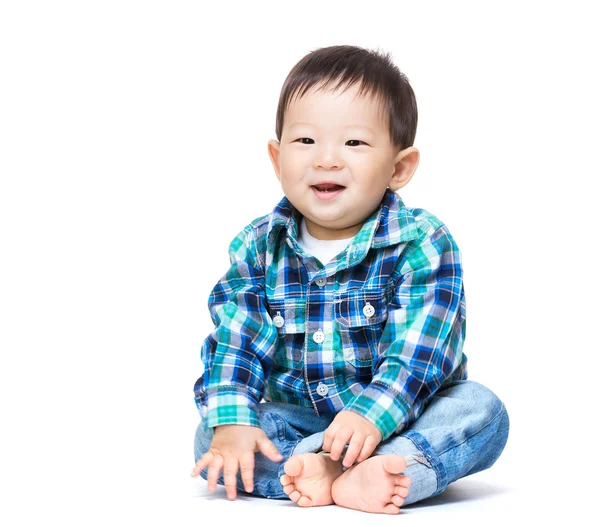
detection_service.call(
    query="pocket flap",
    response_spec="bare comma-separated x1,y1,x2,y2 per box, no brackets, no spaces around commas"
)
268,298,306,334
334,289,387,327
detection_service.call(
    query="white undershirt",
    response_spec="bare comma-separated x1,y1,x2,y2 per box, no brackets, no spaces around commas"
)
297,217,355,266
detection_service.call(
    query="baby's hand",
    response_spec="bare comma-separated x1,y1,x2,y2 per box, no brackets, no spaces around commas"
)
322,410,383,468
190,424,283,500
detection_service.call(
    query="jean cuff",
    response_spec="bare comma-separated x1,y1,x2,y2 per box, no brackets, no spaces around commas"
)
402,429,448,498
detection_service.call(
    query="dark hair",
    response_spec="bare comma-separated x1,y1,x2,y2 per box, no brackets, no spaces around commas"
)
274,45,418,152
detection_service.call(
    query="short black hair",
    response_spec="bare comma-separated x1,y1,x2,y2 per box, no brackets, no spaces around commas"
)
275,45,418,152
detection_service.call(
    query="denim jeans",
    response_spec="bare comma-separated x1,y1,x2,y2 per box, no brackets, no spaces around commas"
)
193,380,509,505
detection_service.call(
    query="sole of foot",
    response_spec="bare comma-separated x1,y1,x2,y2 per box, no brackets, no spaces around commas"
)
279,452,344,507
331,454,411,514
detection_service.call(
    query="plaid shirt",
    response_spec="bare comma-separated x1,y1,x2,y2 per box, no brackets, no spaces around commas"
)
193,188,468,441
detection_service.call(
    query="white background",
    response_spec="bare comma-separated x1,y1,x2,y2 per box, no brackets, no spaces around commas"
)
1,1,598,525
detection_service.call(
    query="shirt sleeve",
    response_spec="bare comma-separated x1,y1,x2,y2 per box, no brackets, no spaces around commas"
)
343,224,467,441
193,225,278,429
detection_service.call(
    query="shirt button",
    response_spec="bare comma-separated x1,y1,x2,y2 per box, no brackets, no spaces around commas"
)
316,383,329,396
315,277,327,287
273,312,285,328
363,302,375,318
313,330,325,344
344,348,354,360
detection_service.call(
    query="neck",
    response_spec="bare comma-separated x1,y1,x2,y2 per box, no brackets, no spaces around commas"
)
304,218,362,240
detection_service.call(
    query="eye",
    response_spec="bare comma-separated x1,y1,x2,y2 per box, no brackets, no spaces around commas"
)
295,138,314,145
346,140,367,147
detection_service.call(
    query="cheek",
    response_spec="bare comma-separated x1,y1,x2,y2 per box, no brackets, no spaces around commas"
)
349,150,380,168
354,156,392,181
280,154,308,180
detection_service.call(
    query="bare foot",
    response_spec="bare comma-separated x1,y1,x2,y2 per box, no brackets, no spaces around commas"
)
279,452,344,507
331,454,411,514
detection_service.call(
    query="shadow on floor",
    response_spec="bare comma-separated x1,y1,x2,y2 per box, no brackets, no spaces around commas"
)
404,478,512,509
194,476,512,509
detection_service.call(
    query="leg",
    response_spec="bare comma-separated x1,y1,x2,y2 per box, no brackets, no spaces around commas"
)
369,379,510,506
193,402,335,499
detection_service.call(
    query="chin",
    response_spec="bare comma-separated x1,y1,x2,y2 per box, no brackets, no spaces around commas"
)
306,212,348,228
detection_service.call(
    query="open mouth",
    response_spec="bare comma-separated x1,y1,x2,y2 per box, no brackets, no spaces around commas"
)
311,183,346,192
311,183,346,201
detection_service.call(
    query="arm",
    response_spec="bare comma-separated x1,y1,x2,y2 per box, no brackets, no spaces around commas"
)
193,225,278,429
343,223,467,442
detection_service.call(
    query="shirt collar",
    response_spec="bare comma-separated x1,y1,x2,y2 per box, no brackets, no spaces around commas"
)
266,187,419,251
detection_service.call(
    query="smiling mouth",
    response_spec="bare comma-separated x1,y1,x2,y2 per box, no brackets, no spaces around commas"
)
311,183,346,201
311,183,346,192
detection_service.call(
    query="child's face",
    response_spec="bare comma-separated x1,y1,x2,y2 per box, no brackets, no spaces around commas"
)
268,82,419,240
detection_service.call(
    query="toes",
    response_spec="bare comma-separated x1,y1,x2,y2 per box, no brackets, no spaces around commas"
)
382,454,407,474
282,483,296,495
297,495,313,507
391,494,405,507
289,489,301,502
394,474,411,487
395,485,410,498
279,473,299,498
383,503,401,514
283,455,304,478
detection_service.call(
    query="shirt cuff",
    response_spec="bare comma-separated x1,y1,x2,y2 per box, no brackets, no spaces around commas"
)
204,385,261,429
343,381,411,441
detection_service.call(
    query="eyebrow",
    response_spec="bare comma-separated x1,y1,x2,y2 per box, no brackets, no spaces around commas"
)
286,122,376,134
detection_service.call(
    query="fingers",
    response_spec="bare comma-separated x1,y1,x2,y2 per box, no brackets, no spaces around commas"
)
326,428,379,467
356,434,379,463
192,427,283,500
239,451,255,494
206,452,224,492
222,456,239,500
328,427,353,462
190,450,214,477
258,437,283,462
192,449,255,498
322,422,340,453
342,433,366,467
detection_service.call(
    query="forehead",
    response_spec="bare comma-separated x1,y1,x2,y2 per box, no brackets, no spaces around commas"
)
285,82,387,131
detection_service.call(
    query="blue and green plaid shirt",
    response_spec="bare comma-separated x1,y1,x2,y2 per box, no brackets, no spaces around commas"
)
194,188,468,441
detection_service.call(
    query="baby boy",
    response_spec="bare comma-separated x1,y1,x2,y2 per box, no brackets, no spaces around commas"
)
190,45,509,514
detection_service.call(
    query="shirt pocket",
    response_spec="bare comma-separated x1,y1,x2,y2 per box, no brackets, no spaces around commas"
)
334,289,388,368
268,298,306,369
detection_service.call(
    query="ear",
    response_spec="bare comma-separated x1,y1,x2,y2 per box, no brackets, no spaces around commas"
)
388,147,420,191
267,139,282,182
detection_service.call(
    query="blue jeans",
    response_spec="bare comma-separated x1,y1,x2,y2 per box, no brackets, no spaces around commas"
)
193,380,509,505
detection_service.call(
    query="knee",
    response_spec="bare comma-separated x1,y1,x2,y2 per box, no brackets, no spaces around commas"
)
468,382,509,443
467,384,510,472
450,380,508,427
471,381,507,419
443,381,510,477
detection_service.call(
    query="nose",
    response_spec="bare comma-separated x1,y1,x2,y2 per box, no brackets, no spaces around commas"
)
312,144,343,171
